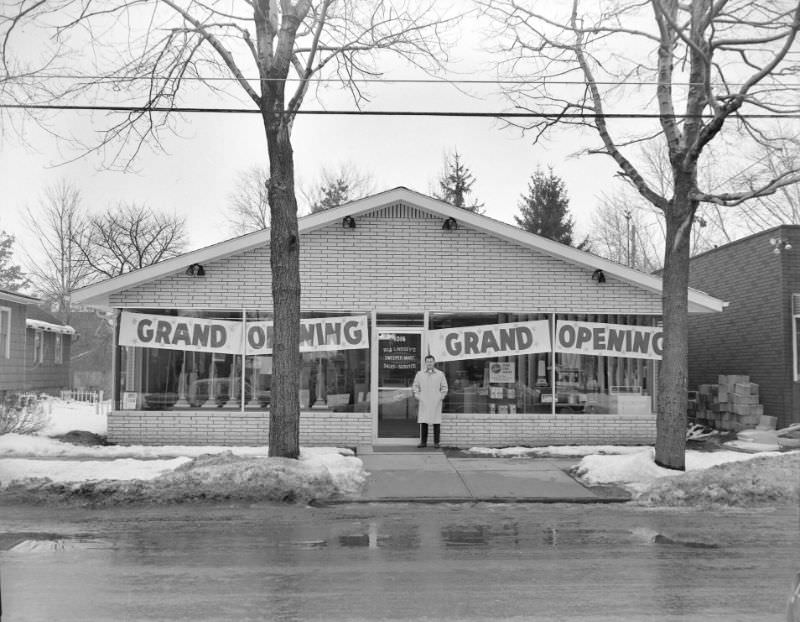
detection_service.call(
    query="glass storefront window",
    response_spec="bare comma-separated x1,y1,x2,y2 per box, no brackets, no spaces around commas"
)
116,309,370,412
298,312,370,412
429,313,552,415
118,309,244,410
244,310,272,410
554,314,657,415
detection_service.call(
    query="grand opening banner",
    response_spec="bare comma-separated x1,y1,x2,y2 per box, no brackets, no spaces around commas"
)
119,311,369,355
427,320,552,362
555,320,663,360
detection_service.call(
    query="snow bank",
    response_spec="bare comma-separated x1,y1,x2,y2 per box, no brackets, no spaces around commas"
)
638,452,800,507
466,445,649,458
0,444,364,504
573,446,798,506
0,433,271,459
0,398,365,504
0,456,192,485
574,447,783,492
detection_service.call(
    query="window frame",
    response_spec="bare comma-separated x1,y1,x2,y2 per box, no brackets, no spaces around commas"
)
54,333,63,364
0,306,10,359
33,328,44,364
793,294,800,382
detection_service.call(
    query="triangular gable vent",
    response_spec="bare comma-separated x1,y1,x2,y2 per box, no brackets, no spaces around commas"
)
364,202,437,220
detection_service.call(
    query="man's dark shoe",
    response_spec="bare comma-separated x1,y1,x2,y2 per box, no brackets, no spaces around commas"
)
434,443,440,449
417,443,427,448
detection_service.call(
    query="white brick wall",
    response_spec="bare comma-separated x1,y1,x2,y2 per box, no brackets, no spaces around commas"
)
108,410,372,448
440,413,656,446
107,409,654,448
110,207,662,314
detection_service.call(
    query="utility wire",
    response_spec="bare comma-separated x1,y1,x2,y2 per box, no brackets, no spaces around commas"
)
2,102,800,119
6,73,791,87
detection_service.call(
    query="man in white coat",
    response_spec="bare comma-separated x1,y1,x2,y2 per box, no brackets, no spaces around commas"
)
412,355,449,448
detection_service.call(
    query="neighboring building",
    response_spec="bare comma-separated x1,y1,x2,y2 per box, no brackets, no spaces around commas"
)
0,289,42,394
0,290,74,395
688,224,800,429
72,188,724,449
69,310,114,395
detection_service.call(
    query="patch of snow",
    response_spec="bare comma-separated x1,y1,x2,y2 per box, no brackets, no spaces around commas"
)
0,435,365,500
0,434,270,459
299,447,363,496
723,440,781,453
466,445,649,457
0,456,191,486
574,447,784,492
36,397,107,436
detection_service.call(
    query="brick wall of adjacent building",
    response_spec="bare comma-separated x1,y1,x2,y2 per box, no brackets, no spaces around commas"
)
110,203,663,314
780,227,800,427
688,226,800,428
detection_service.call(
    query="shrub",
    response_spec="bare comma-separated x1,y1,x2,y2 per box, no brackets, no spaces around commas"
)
0,393,47,435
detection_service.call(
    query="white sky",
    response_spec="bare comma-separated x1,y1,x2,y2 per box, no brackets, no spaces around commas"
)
2,3,797,267
0,105,619,251
0,8,628,259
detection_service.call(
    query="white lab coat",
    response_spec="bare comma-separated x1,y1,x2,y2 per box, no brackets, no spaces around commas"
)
412,368,448,424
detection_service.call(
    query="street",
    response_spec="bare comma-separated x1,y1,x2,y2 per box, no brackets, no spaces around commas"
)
1,501,798,621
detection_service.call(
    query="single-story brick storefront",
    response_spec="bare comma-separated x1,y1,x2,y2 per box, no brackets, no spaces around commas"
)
72,187,724,450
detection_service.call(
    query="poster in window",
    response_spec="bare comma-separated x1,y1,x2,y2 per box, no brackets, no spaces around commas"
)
123,392,138,410
489,362,515,383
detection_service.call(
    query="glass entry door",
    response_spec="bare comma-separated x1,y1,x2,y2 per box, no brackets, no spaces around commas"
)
377,331,422,438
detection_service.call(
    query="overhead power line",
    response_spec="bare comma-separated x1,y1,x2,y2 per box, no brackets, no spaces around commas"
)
1,102,799,119
6,73,789,87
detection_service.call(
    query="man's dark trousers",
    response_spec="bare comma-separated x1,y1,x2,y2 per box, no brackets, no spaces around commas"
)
420,423,440,446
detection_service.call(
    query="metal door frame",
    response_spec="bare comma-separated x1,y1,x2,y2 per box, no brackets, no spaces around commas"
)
371,311,428,444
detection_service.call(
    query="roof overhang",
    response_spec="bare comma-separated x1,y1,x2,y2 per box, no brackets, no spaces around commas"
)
26,318,76,335
71,186,727,314
0,290,41,305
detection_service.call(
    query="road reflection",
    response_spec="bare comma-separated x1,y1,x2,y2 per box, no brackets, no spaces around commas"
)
0,502,797,621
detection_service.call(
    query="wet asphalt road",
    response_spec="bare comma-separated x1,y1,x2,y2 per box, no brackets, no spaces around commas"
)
1,502,798,621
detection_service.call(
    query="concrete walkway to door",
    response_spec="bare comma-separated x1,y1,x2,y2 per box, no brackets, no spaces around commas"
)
353,448,631,503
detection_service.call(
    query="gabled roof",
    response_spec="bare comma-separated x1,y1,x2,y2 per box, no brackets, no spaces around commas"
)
0,289,40,305
72,186,726,313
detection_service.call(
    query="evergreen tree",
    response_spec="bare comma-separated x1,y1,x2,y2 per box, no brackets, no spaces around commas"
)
310,177,350,213
515,168,577,245
435,151,484,213
0,230,27,291
305,164,373,214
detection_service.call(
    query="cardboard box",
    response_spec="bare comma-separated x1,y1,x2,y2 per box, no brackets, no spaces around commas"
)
733,383,753,396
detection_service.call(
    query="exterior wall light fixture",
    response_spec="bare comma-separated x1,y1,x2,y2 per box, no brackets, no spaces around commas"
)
770,237,792,254
186,263,205,276
592,269,606,283
342,215,356,229
442,217,458,230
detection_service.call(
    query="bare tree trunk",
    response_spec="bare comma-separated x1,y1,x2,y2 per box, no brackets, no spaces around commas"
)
265,119,301,459
655,175,696,471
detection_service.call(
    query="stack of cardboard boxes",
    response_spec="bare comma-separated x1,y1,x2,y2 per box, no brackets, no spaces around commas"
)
694,375,764,432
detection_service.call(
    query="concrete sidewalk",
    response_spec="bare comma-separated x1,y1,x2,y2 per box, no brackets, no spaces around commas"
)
353,449,631,503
